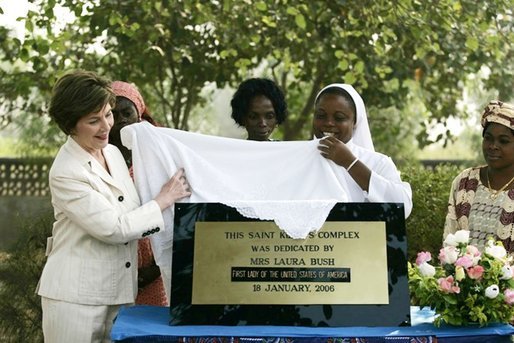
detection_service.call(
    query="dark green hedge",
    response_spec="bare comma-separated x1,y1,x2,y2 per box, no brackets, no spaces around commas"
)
402,163,463,262
0,211,51,342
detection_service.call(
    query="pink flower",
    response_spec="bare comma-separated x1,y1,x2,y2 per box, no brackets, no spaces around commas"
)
455,255,474,268
465,245,481,265
504,289,514,305
467,265,485,280
438,276,460,294
439,246,459,265
466,245,481,257
416,251,432,266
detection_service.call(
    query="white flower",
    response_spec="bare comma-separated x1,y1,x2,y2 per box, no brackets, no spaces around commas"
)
501,265,513,280
485,285,500,299
454,230,470,244
444,230,470,246
444,233,458,247
418,262,436,277
485,241,507,260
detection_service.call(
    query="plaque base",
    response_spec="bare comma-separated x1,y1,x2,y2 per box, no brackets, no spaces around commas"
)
170,202,410,327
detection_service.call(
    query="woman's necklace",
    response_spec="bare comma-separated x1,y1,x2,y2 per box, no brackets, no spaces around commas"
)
486,169,514,199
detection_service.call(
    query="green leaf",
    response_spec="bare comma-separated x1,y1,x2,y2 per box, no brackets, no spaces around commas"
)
37,41,49,55
344,71,356,84
295,14,306,30
256,1,267,11
235,58,252,69
25,19,33,33
383,78,399,92
223,0,231,11
261,16,276,28
50,40,63,52
286,7,299,16
337,60,349,71
335,50,345,59
108,16,118,26
465,37,479,51
250,34,261,44
19,48,29,62
354,60,364,73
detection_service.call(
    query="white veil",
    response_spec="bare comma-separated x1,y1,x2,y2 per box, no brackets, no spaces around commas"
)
315,83,375,151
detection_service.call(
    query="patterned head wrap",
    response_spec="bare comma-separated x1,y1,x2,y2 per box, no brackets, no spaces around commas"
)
481,100,514,130
314,83,374,151
111,81,147,120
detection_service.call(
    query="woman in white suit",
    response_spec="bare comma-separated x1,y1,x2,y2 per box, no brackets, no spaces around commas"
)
37,70,191,342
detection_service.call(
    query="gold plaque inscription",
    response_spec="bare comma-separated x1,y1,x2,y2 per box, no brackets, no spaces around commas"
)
192,221,388,305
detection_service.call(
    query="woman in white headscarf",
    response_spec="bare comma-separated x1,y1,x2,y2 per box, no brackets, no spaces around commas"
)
312,83,413,218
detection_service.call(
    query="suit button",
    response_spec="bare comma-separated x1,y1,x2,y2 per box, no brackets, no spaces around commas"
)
125,262,131,268
124,242,128,245
118,196,124,202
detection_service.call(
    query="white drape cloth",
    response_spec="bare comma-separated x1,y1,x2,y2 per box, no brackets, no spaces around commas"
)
121,122,350,267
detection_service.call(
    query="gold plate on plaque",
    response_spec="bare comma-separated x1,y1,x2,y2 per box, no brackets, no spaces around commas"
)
192,221,388,305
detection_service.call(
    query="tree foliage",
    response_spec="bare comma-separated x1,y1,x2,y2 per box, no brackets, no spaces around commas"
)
0,0,512,157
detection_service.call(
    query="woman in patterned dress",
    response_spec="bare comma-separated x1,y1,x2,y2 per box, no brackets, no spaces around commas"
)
109,81,168,306
444,100,514,252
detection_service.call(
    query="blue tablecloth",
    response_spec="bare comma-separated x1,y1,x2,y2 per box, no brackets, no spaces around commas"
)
111,306,514,342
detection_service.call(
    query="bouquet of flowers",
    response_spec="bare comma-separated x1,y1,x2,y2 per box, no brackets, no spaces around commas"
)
408,230,514,326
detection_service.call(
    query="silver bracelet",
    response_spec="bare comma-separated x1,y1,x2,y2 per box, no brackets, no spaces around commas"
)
346,157,359,172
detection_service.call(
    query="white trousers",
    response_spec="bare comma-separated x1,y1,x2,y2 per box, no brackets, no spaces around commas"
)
41,297,124,343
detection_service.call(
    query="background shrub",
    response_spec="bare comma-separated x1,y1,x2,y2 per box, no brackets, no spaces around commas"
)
402,163,464,262
0,211,52,342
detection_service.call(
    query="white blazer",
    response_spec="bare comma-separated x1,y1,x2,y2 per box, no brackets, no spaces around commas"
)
37,136,165,305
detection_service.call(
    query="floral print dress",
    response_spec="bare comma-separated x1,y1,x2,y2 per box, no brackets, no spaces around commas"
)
444,166,514,252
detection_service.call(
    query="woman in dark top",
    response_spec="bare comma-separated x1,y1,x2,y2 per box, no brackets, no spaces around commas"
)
230,78,287,141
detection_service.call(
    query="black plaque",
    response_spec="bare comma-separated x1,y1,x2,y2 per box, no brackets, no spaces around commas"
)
170,202,410,327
